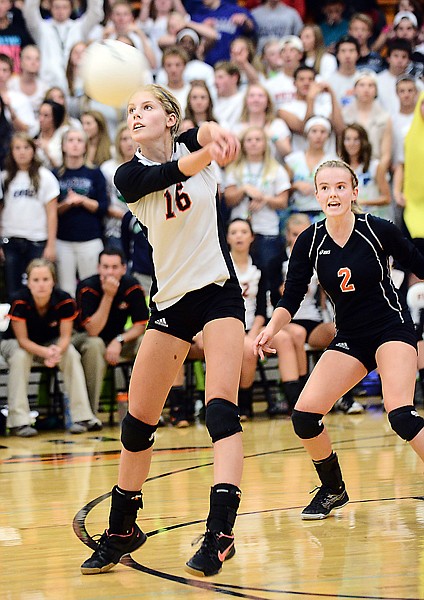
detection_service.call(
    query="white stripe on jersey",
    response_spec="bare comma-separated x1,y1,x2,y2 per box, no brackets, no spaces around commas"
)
355,225,404,321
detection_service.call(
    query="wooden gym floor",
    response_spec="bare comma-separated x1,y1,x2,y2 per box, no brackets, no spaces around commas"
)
1,401,424,600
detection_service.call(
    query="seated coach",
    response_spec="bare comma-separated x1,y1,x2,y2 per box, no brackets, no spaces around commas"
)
73,248,149,415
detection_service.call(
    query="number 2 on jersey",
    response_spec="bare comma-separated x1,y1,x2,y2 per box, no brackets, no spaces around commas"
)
338,267,355,292
165,183,192,219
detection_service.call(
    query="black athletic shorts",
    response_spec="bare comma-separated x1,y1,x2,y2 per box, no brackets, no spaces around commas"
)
291,318,321,342
326,320,418,373
147,280,245,343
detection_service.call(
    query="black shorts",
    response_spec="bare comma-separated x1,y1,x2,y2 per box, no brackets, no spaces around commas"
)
327,321,417,373
291,318,321,342
147,280,245,343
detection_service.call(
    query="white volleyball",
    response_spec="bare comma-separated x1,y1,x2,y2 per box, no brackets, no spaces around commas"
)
81,40,149,108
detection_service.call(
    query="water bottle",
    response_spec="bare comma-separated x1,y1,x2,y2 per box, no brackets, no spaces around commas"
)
63,393,73,429
116,392,128,424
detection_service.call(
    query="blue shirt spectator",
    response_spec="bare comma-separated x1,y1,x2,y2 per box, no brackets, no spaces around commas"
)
191,0,256,66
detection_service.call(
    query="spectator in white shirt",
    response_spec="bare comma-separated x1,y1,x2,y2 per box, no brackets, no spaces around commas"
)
155,28,216,92
278,65,344,153
23,0,104,90
0,53,38,137
300,24,337,80
377,38,423,114
327,35,361,108
89,0,157,71
161,45,191,114
392,74,419,167
233,82,291,161
213,61,245,129
265,35,303,109
7,45,48,119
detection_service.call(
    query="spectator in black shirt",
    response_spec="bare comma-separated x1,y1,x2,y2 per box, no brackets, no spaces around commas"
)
0,258,99,437
0,0,34,72
73,248,149,415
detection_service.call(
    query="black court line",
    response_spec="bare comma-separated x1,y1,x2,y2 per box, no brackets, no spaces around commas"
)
73,488,422,600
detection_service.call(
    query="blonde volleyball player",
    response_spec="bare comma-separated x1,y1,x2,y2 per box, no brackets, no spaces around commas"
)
81,84,245,577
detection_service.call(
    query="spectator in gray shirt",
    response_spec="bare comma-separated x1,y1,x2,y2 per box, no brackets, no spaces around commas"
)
253,0,303,53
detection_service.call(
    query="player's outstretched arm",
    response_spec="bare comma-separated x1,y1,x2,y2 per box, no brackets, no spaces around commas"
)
197,122,240,167
177,143,216,177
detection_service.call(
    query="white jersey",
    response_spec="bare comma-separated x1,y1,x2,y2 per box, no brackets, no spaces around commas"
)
1,167,60,241
114,128,236,310
233,255,265,331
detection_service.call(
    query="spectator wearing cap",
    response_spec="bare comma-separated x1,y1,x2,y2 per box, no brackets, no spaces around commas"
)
252,0,303,54
327,35,361,107
393,11,424,68
264,35,303,109
377,39,424,114
155,28,216,92
348,13,386,73
191,0,256,67
342,69,392,170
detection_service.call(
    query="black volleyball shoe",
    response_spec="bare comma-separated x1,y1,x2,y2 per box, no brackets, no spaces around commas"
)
81,524,147,574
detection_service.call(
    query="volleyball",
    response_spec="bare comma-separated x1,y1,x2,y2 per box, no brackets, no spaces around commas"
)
81,40,150,108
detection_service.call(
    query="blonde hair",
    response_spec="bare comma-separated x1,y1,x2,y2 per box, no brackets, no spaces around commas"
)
349,12,374,32
58,128,88,176
301,25,326,74
81,110,112,166
314,159,362,214
26,258,57,283
285,212,311,233
229,126,279,184
240,83,276,125
131,84,182,138
114,122,132,163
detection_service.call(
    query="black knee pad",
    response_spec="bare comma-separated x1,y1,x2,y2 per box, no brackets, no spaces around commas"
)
388,405,424,441
292,409,324,439
121,413,158,452
205,398,242,443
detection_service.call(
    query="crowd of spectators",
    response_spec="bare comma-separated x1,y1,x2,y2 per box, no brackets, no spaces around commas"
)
1,0,424,434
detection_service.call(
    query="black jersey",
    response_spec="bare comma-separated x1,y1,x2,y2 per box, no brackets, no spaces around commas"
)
277,214,424,337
